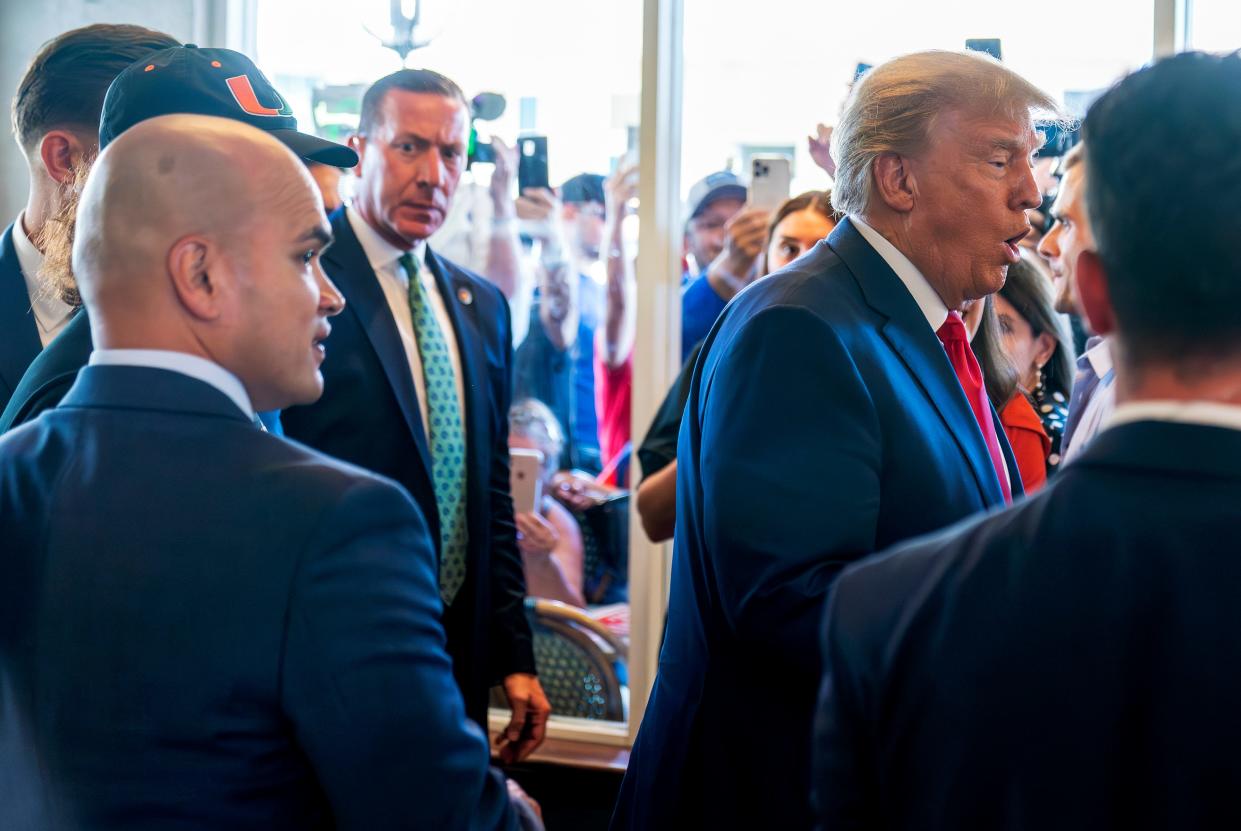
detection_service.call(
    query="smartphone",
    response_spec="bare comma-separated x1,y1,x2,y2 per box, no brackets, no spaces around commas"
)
749,155,792,212
965,38,1003,61
517,135,549,193
510,448,544,514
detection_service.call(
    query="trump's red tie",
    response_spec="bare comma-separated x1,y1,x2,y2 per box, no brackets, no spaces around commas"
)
936,310,1012,503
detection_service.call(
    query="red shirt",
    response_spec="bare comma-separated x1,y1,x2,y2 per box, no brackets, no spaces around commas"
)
1001,393,1051,494
594,347,632,487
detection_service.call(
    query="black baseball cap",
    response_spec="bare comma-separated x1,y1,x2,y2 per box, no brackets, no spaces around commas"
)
99,44,357,167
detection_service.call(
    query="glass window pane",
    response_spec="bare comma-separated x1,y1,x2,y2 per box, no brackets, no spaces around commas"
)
682,0,1154,198
1191,0,1241,52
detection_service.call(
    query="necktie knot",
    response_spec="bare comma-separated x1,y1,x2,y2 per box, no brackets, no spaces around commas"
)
399,251,420,282
936,310,969,344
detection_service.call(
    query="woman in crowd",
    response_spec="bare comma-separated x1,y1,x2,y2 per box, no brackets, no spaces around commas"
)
967,253,1075,491
995,252,1076,473
509,398,586,607
635,190,840,542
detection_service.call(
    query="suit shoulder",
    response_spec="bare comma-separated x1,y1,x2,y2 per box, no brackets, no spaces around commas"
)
432,251,506,305
252,434,418,512
730,241,869,326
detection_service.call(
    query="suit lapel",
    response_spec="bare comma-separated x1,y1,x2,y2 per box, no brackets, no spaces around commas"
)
0,223,45,396
425,249,489,509
323,210,434,478
828,218,1004,506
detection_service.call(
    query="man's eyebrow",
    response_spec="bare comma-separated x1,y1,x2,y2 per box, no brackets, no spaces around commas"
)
986,137,1025,154
298,226,333,248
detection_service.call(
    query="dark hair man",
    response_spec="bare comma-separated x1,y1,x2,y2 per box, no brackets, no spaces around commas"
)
1,23,179,412
815,50,1241,830
1038,143,1116,460
0,44,357,434
280,69,551,760
0,113,534,829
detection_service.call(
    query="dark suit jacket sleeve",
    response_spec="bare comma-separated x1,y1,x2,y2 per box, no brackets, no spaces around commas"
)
813,578,879,831
486,295,537,681
281,477,518,831
0,374,76,433
698,305,882,668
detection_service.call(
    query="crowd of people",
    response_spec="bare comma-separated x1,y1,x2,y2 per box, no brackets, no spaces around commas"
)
1,18,1239,831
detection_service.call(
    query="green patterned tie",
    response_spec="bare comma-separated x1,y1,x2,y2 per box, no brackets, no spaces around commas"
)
401,252,468,605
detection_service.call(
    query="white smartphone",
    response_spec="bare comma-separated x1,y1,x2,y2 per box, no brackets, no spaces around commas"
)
749,155,792,211
509,448,544,514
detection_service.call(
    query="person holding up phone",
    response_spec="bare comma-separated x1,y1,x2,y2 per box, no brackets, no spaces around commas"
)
509,398,586,607
679,172,764,362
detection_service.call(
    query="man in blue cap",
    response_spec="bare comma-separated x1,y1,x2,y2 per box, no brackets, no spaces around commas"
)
679,170,770,362
0,44,357,433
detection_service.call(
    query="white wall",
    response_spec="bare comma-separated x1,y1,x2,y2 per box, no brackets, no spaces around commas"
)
0,0,221,222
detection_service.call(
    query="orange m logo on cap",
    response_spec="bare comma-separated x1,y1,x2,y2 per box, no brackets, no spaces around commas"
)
225,75,283,117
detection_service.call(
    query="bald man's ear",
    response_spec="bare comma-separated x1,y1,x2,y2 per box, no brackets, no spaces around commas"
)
38,130,91,186
871,152,917,214
168,236,227,322
1076,249,1116,338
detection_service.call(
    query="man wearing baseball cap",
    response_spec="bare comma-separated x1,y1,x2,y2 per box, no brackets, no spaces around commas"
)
680,170,770,362
0,44,357,433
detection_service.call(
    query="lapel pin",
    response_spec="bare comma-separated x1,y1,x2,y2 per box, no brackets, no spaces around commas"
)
457,286,474,306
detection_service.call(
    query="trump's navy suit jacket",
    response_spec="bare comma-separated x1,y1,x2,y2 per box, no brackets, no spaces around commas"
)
0,365,519,830
612,218,1020,830
281,208,534,725
0,222,43,414
816,419,1241,830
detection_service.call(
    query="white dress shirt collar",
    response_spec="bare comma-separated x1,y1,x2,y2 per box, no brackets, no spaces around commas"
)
1082,335,1114,379
89,349,255,419
850,215,950,331
345,204,427,273
1106,400,1241,434
12,212,74,346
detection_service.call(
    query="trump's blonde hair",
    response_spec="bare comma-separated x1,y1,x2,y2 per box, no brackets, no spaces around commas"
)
831,50,1061,216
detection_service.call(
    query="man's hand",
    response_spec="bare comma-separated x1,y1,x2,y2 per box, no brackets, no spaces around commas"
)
604,163,640,216
550,470,617,513
808,122,836,177
515,512,559,559
489,137,518,220
515,187,562,244
603,163,640,246
496,673,551,764
707,207,770,297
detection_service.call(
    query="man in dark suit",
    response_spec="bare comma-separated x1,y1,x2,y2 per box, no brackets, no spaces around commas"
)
281,69,549,758
0,44,356,434
0,24,179,412
613,51,1055,830
815,51,1241,830
0,114,537,829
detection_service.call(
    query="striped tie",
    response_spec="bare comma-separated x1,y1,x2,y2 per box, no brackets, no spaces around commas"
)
401,252,468,605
